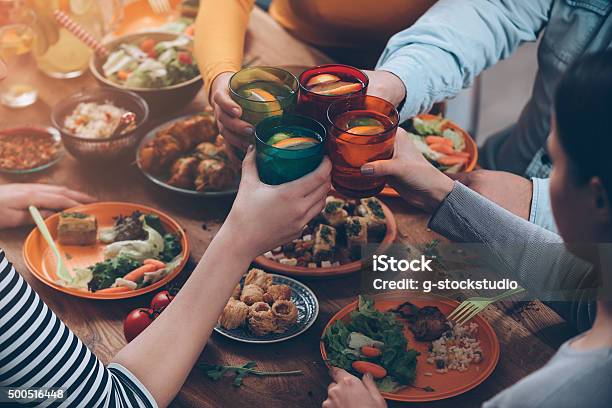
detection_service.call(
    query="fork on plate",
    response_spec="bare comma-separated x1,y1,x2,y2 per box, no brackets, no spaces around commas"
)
447,287,526,326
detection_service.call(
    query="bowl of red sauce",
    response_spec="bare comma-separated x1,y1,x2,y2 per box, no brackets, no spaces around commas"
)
0,126,64,174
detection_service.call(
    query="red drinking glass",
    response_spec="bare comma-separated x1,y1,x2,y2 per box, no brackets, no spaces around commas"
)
298,64,368,124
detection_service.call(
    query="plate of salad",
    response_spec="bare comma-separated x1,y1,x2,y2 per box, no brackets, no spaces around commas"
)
321,294,499,402
380,114,478,197
23,202,189,300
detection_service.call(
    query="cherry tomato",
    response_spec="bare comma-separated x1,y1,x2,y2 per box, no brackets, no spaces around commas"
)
124,308,156,342
178,51,192,65
150,290,174,311
139,38,156,52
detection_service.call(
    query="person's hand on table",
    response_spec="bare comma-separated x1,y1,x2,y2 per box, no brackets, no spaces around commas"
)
449,170,532,220
364,70,407,108
225,146,332,258
210,72,253,152
0,184,96,229
361,128,454,213
323,368,387,408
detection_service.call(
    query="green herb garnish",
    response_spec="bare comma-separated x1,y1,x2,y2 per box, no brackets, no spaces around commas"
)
157,233,182,262
199,361,302,387
60,212,88,219
87,255,142,292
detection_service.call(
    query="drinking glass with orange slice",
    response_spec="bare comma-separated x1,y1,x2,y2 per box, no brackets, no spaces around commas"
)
0,6,38,108
298,64,368,124
229,66,298,144
255,114,326,185
327,95,399,198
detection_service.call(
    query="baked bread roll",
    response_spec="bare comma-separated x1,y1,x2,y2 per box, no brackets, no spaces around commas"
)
248,302,277,335
271,300,298,333
218,298,249,330
244,268,273,291
263,284,292,304
240,284,264,306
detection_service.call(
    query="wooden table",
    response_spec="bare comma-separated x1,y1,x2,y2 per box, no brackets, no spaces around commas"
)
0,8,574,408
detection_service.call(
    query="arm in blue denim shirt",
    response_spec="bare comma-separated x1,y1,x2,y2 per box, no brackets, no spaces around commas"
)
530,177,558,233
376,0,553,120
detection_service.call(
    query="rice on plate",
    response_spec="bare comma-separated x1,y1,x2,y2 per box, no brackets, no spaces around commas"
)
63,101,133,139
427,322,483,373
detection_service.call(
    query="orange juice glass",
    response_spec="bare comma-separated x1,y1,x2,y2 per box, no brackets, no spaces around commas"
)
326,95,399,198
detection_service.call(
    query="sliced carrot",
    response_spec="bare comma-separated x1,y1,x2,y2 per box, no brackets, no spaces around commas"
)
96,286,132,294
117,70,129,81
122,264,158,282
429,143,455,155
438,155,469,166
361,346,382,358
352,361,387,379
425,135,453,146
143,259,166,268
449,151,471,158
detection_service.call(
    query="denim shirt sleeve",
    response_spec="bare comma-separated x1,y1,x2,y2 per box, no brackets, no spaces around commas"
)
530,177,558,233
376,0,554,120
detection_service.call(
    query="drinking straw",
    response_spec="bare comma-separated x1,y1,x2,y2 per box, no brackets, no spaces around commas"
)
53,9,109,58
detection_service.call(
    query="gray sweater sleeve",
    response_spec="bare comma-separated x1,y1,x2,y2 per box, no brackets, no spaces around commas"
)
428,182,595,327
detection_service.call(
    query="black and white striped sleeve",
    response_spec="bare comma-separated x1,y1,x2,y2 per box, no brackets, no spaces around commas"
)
0,250,158,408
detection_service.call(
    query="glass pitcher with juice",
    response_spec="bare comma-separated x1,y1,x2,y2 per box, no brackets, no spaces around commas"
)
26,0,119,78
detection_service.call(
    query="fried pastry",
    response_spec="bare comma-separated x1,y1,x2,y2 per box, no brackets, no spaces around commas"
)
231,283,242,300
240,284,264,306
244,268,273,291
263,284,292,304
194,159,236,191
271,300,298,333
248,302,277,336
167,157,198,189
218,298,249,330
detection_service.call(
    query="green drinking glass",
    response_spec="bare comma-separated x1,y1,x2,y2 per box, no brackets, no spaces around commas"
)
229,66,298,145
255,114,326,185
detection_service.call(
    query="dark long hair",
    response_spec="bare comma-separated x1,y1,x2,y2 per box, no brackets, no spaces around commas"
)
554,51,612,201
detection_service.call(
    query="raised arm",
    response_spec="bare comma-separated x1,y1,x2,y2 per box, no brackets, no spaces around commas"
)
375,0,553,119
194,0,255,100
0,151,331,408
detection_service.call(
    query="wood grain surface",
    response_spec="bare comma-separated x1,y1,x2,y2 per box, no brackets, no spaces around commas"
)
0,8,572,408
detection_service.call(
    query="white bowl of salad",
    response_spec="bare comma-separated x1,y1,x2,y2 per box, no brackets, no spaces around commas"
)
90,31,203,114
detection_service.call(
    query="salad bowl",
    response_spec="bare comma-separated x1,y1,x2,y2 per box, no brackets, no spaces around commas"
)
90,31,203,115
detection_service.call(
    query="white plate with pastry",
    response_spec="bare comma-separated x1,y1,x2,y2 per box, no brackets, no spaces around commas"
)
214,268,319,344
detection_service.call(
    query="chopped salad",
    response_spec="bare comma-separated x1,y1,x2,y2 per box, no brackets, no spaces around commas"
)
102,36,199,89
407,115,470,173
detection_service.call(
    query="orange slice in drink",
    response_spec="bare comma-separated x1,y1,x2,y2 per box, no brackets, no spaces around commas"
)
309,81,362,96
247,87,282,113
348,125,385,135
247,88,277,102
272,137,319,150
306,73,341,88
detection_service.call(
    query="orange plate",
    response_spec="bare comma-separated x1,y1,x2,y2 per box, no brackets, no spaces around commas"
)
23,202,190,300
380,114,478,198
321,293,500,402
253,192,397,278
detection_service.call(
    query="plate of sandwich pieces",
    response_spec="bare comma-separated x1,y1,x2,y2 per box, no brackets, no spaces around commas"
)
253,192,397,277
137,111,240,197
23,202,189,300
214,268,319,344
321,293,500,402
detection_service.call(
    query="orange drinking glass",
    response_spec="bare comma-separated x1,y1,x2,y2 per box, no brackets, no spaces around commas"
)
326,95,399,198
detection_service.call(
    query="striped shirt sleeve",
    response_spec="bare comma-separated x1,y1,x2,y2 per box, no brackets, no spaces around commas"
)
0,250,158,408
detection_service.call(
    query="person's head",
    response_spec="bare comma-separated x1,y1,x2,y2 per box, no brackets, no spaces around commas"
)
549,51,612,244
